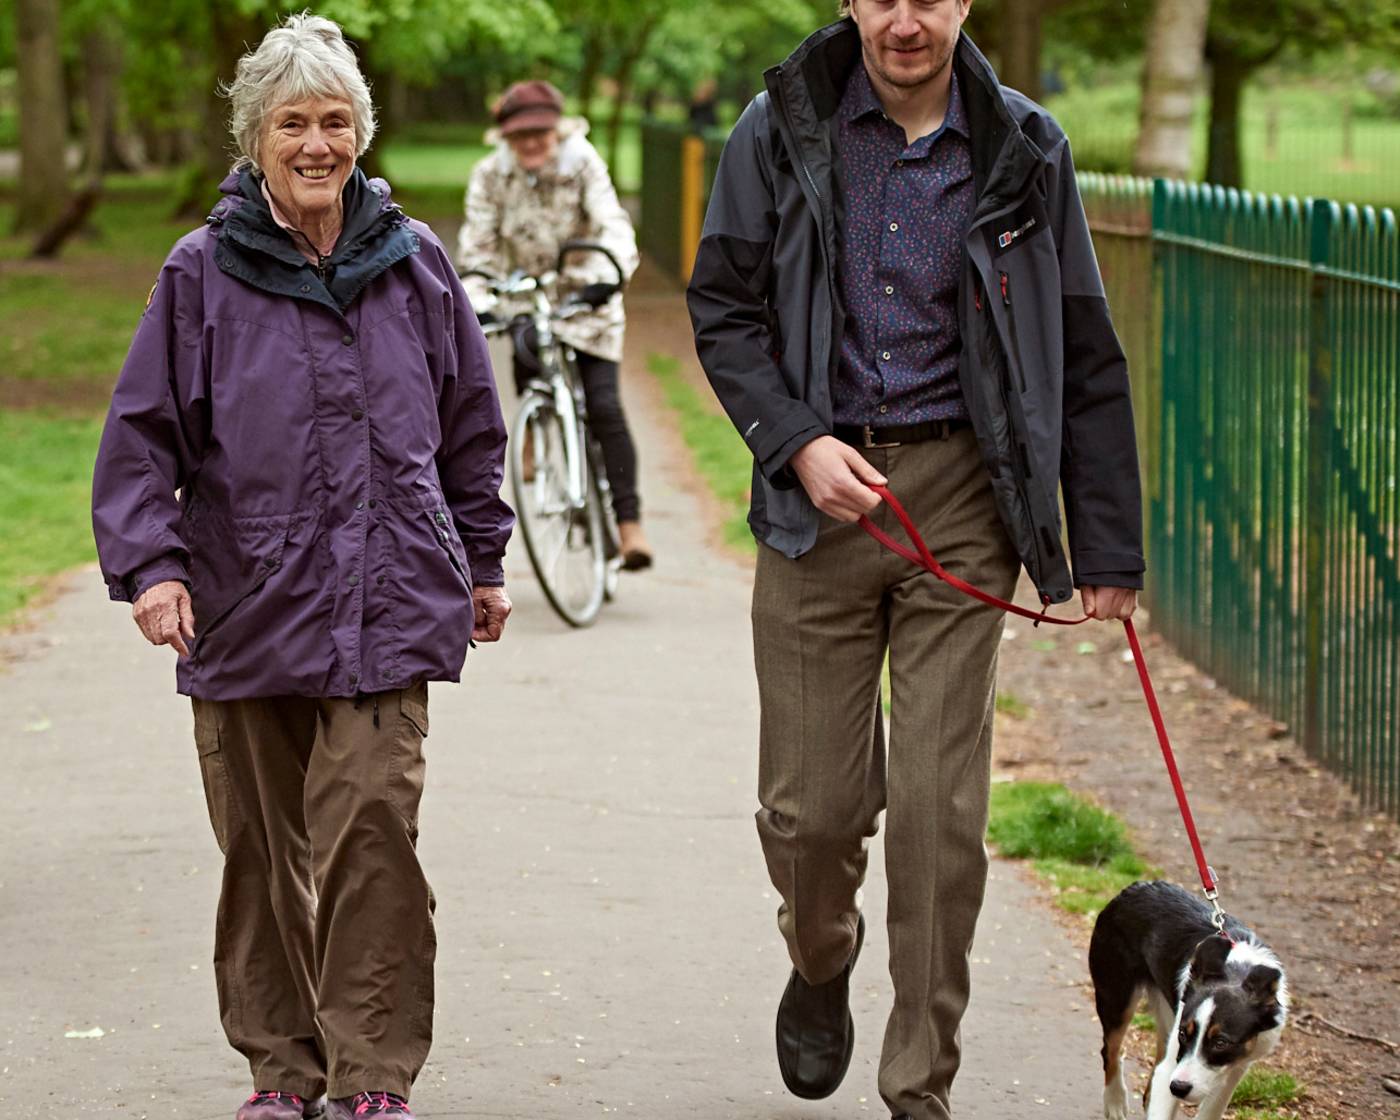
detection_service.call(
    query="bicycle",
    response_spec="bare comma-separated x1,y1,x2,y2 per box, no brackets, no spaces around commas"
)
465,241,626,628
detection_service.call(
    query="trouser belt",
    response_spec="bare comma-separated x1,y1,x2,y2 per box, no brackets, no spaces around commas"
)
832,418,970,449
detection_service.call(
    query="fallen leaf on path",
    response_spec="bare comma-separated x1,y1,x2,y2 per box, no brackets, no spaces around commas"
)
63,1027,104,1039
24,718,51,733
1075,641,1097,655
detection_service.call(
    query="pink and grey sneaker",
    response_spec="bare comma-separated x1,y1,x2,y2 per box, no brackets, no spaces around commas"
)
327,1092,414,1119
236,1091,326,1120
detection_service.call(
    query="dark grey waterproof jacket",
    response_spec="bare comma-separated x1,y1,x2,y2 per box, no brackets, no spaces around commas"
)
687,22,1143,603
92,168,513,700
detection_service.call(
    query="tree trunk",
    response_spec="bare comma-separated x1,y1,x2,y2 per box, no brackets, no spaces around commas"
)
1204,50,1249,188
81,27,141,176
172,6,261,220
605,14,661,184
999,0,1044,102
577,29,605,127
1133,0,1210,180
13,0,70,234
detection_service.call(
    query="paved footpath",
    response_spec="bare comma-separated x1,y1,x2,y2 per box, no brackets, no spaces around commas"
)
0,327,1104,1118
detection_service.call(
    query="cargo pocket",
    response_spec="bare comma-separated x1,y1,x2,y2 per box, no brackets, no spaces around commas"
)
192,701,240,854
387,682,429,834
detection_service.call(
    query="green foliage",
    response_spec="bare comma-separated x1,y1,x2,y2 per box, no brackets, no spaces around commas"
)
995,691,1030,719
0,410,102,625
646,352,753,553
987,781,1136,865
1232,1067,1302,1109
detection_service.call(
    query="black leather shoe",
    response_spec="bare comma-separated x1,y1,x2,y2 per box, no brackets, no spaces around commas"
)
775,913,865,1099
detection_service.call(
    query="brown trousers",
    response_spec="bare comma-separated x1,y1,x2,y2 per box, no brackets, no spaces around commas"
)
191,684,435,1100
752,430,1021,1120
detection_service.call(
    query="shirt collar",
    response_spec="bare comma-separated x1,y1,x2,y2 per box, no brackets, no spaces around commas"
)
839,63,969,142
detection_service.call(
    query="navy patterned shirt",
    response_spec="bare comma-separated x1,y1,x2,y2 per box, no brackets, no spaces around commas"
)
833,65,973,425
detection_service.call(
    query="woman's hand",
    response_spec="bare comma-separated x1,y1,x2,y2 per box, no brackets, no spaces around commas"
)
472,585,512,642
132,580,197,657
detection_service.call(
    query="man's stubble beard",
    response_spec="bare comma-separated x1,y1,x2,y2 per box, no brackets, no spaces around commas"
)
865,35,957,92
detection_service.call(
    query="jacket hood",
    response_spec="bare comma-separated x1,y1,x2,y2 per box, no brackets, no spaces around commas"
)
208,166,420,313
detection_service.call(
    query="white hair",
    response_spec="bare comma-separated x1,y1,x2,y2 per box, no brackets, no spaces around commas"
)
224,12,376,172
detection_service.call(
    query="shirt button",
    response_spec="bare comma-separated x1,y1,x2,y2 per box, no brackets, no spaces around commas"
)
885,285,894,295
348,574,359,587
889,222,899,232
342,333,354,346
895,159,903,168
879,405,889,414
881,351,891,361
351,409,364,421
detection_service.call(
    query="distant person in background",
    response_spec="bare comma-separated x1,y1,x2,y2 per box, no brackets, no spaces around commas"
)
457,80,651,570
91,14,513,1120
688,76,720,132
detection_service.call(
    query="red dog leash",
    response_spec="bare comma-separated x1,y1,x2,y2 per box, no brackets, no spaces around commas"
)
859,484,1223,918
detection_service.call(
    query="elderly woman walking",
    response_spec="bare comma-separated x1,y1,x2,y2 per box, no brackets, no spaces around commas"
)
90,15,512,1120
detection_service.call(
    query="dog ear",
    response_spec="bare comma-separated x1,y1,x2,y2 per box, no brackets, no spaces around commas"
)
1243,964,1282,1006
1188,934,1232,984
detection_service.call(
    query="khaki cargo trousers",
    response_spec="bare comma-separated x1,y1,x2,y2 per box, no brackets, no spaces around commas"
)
752,430,1020,1120
190,683,435,1101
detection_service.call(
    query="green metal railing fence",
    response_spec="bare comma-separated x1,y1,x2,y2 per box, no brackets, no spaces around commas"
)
643,137,1399,816
1081,176,1398,817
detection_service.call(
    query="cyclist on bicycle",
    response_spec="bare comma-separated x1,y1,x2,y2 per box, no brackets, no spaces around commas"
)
457,80,651,571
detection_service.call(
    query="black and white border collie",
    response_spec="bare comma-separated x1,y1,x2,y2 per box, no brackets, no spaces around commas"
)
1089,881,1288,1120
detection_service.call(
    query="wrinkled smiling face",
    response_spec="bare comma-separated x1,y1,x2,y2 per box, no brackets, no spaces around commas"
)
849,0,972,92
259,95,358,224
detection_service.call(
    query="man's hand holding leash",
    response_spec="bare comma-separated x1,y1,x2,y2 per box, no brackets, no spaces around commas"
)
790,435,887,522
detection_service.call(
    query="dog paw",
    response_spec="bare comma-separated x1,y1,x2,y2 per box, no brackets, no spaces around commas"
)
1103,1078,1131,1120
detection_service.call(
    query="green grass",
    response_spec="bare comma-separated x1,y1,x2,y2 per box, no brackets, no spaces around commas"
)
1047,80,1400,211
987,781,1150,916
0,411,102,624
1232,1067,1303,1109
995,690,1030,719
645,352,753,553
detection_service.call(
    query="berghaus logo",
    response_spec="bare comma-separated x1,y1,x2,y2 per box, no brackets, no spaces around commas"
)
998,217,1037,248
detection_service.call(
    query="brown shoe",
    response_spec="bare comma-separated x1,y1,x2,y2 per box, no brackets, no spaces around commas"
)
618,520,653,571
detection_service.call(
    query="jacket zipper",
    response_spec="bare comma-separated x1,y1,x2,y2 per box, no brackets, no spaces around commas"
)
1000,270,1028,393
431,511,471,591
974,264,1042,583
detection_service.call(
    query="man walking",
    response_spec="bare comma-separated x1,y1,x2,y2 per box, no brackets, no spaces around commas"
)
687,2,1142,1117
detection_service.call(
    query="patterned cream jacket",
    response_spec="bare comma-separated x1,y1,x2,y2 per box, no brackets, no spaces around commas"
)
456,118,639,364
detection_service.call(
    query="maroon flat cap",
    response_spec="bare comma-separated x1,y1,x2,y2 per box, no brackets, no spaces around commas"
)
494,80,565,136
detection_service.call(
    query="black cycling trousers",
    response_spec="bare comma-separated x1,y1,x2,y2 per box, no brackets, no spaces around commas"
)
511,326,640,523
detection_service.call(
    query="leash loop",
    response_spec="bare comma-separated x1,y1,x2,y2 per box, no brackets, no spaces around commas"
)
857,483,1222,903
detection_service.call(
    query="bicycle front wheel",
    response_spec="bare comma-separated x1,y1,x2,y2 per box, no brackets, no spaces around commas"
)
511,395,607,627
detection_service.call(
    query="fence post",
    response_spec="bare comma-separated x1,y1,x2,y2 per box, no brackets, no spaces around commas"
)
679,135,705,283
1303,198,1335,760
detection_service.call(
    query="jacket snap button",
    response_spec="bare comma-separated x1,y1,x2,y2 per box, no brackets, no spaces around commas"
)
299,284,310,293
342,334,354,345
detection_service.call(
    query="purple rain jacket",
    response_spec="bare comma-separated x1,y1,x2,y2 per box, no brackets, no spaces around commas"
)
92,168,514,700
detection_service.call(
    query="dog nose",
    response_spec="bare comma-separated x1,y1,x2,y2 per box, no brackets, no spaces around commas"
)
1169,1080,1193,1099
